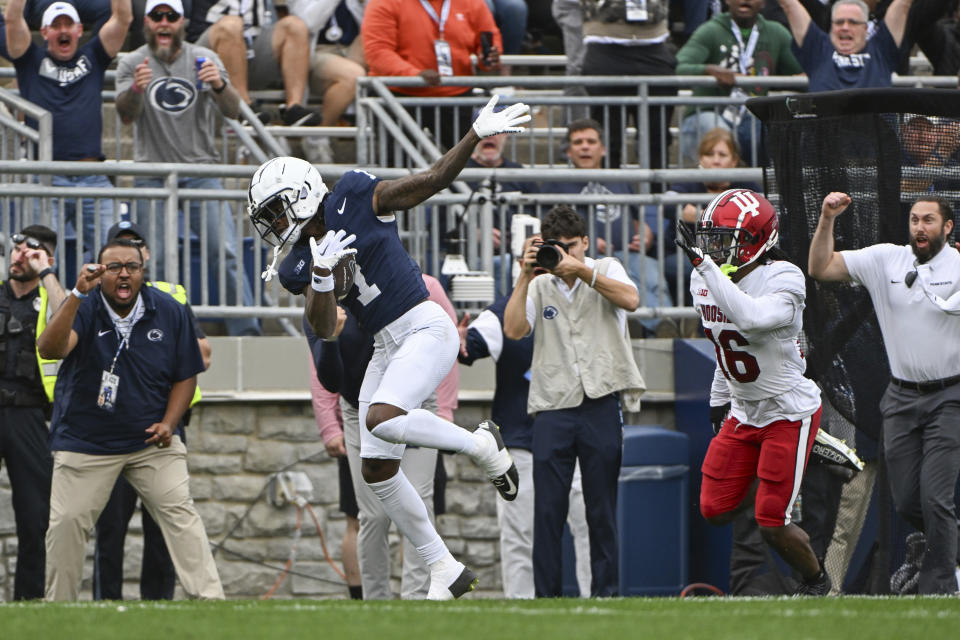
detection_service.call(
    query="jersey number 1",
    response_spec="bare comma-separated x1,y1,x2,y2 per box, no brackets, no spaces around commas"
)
353,266,381,306
704,328,760,383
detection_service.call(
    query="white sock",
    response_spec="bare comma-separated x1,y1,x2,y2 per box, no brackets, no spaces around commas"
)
366,468,448,565
373,409,478,455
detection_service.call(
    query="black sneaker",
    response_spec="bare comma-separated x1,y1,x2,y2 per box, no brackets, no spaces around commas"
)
475,419,520,501
795,567,831,596
282,104,322,127
811,429,864,472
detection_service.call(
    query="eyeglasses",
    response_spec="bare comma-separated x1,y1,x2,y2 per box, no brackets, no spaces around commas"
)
11,233,52,255
104,261,143,275
147,9,182,23
832,18,866,26
905,270,918,288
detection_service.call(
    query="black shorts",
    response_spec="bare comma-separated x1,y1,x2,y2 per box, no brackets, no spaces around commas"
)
338,455,358,519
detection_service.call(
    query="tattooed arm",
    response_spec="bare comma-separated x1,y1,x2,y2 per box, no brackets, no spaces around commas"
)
371,129,481,215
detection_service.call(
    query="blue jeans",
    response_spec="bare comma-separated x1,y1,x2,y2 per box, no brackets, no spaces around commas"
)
49,173,114,264
679,109,762,167
618,251,673,333
134,176,260,336
484,0,528,54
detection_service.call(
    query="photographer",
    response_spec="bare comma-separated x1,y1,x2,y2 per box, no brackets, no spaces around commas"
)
503,205,646,598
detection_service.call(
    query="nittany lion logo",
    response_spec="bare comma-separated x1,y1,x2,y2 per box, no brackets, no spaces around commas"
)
147,328,164,342
542,306,559,320
148,78,197,114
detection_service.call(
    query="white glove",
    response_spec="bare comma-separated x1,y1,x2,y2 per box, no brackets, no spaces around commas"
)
472,94,531,138
309,229,357,271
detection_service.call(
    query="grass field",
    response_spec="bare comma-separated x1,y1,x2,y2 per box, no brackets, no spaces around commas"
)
1,597,958,639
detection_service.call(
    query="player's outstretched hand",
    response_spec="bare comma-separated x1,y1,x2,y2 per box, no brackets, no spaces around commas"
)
821,192,851,219
675,221,704,267
472,95,531,138
310,229,357,272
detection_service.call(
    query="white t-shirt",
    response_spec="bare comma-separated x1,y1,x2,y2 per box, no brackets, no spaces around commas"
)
842,243,960,382
691,257,820,427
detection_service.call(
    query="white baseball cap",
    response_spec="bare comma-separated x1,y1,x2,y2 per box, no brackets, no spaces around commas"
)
41,2,81,28
145,0,185,16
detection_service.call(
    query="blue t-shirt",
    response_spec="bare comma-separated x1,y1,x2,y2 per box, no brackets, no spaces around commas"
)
49,285,204,454
540,179,639,251
794,22,901,92
11,37,112,160
279,170,429,334
460,294,534,450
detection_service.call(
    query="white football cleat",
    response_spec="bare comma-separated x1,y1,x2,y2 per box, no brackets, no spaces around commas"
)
426,558,478,600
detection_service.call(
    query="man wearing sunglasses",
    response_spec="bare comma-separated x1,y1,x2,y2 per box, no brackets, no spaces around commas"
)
0,225,64,600
38,238,223,601
809,192,960,594
776,0,912,91
116,0,260,336
3,0,132,262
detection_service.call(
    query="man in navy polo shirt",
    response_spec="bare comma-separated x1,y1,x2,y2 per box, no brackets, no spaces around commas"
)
3,0,132,261
37,239,223,601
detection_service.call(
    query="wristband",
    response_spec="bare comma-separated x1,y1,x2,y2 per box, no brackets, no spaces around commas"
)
311,273,334,293
71,287,88,299
590,267,598,288
38,267,55,280
212,80,228,94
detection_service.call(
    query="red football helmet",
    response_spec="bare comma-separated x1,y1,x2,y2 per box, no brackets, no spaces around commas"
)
696,189,779,268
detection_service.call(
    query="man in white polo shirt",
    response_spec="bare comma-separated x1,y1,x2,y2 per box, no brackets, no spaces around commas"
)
808,191,960,594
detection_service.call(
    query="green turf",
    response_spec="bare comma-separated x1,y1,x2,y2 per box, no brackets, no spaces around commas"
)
1,597,958,639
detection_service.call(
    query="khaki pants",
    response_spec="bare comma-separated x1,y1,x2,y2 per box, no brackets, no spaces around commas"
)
45,436,224,601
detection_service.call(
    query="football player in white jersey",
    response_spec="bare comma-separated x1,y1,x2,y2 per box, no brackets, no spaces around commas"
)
675,188,829,595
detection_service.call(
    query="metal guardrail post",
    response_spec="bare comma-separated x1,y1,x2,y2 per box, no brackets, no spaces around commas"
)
356,80,369,165
164,172,180,284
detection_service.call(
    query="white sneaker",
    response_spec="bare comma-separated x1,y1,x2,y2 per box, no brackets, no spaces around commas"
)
473,420,519,501
426,558,478,600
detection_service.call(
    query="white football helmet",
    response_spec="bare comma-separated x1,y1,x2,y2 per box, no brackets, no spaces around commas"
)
248,156,329,249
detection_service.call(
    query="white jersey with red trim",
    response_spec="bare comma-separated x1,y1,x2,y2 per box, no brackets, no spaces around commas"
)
690,257,820,427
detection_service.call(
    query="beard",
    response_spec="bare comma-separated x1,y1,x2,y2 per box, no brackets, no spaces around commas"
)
910,230,947,263
8,267,33,282
144,24,184,64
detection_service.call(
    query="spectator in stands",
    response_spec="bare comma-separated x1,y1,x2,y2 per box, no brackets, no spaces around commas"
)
485,0,527,54
503,205,646,597
186,0,322,127
362,0,502,153
92,221,210,601
910,1,960,76
458,234,592,598
665,127,761,303
776,0,911,91
24,0,111,31
38,239,223,601
579,0,676,170
3,0,131,262
550,0,588,121
115,0,261,336
541,118,673,335
676,0,802,167
900,115,960,194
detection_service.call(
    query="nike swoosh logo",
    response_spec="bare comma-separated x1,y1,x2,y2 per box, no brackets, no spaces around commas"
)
890,280,902,284
98,329,112,337
494,472,518,499
337,198,346,215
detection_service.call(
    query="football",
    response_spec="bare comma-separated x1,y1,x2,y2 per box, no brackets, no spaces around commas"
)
333,253,357,300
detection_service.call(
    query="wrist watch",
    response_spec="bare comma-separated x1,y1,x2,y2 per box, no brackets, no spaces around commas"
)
37,267,55,279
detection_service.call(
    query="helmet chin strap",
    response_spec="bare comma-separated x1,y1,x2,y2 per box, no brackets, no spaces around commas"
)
262,245,282,282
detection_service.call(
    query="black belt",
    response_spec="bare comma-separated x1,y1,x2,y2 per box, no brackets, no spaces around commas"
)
890,374,960,393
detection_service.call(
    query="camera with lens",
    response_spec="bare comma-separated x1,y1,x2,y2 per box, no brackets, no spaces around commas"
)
536,239,568,270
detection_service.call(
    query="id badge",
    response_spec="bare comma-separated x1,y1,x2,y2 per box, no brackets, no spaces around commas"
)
625,0,648,22
723,87,747,127
434,40,454,76
98,370,119,412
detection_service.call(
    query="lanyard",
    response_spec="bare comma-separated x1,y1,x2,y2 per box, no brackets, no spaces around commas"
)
730,20,760,76
419,0,451,37
107,334,128,376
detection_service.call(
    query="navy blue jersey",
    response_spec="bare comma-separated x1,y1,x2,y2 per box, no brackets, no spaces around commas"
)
12,37,112,161
49,286,204,455
280,170,429,334
459,295,534,450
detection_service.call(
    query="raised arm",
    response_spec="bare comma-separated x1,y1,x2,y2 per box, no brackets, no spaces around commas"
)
372,95,530,214
37,264,106,359
99,0,134,58
808,192,852,282
883,0,915,47
777,0,813,46
4,0,32,60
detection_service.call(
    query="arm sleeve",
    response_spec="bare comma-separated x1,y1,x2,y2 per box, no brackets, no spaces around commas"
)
710,364,732,406
675,25,714,75
695,258,802,333
308,356,344,445
361,0,423,77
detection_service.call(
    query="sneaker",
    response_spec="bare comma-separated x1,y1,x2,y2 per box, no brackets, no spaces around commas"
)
474,420,519,501
811,429,864,472
426,558,478,600
795,567,831,596
303,135,334,164
282,104,322,127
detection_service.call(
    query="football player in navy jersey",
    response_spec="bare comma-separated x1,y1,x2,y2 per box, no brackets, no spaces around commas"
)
248,96,530,599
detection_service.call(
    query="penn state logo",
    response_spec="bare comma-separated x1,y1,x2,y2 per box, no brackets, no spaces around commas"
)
148,78,197,114
542,305,559,320
147,328,164,342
